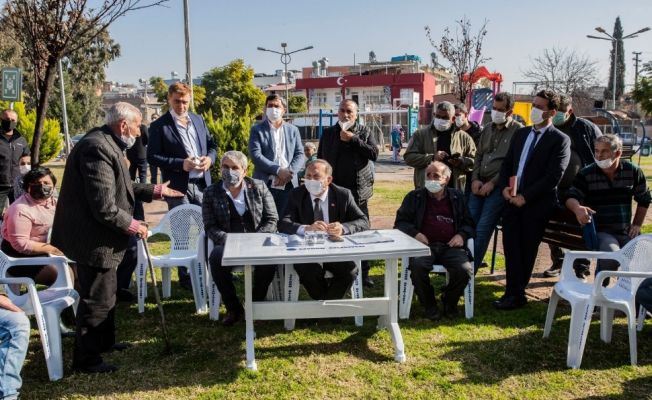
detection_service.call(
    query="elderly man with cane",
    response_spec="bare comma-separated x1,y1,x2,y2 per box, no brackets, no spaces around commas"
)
51,102,183,374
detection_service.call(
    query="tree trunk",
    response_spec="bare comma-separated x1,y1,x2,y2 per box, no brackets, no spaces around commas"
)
31,60,57,166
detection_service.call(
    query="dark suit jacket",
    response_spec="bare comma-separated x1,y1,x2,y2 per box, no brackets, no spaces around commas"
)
147,111,217,193
202,177,278,246
498,124,570,210
51,126,156,269
278,184,368,235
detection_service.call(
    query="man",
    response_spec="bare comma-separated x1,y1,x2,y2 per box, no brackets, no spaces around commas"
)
495,89,570,310
298,142,317,181
203,150,279,326
0,294,29,399
394,161,474,320
249,94,304,215
126,123,149,220
391,125,402,163
543,94,603,278
0,110,29,210
454,103,481,145
278,160,368,300
51,102,183,373
468,92,523,273
317,99,378,287
565,134,650,283
149,113,160,184
404,101,476,190
148,82,217,289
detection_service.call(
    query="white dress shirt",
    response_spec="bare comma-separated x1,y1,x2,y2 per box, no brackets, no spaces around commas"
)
297,188,329,236
223,183,247,216
516,123,551,185
170,109,203,180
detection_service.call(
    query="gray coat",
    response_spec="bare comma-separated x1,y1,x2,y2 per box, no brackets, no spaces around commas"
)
51,126,156,269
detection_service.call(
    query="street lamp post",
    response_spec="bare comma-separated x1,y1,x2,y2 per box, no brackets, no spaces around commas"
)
257,43,314,103
587,26,650,109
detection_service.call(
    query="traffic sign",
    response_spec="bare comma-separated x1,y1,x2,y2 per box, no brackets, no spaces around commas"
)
1,68,22,102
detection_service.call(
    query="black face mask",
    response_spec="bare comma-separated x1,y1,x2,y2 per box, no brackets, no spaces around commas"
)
0,119,17,133
29,184,53,200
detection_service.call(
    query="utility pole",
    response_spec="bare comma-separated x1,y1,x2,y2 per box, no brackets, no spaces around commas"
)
183,0,194,110
633,51,642,90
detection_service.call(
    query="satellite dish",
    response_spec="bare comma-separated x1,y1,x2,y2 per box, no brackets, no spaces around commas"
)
369,51,377,63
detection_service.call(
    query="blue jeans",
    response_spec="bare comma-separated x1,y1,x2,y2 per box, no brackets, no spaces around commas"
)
596,231,631,286
0,309,29,400
468,188,505,272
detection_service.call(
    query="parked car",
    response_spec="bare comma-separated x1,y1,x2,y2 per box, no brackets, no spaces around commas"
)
618,132,636,146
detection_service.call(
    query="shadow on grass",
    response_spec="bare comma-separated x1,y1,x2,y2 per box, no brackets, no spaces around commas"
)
581,375,652,399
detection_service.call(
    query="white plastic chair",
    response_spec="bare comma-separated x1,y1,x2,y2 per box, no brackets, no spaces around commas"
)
637,305,650,331
136,204,207,314
543,234,652,368
199,233,284,321
283,261,364,330
0,252,78,381
399,239,474,320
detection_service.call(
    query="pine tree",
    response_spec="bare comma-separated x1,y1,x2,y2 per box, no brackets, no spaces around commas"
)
606,17,625,102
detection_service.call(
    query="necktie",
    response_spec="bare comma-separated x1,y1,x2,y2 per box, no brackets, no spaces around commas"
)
523,130,541,165
313,198,324,222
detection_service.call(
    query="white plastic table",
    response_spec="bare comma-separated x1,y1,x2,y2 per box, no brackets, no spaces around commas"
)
221,229,430,370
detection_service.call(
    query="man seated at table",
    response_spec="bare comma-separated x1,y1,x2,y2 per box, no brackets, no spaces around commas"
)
278,159,368,300
394,161,474,320
202,150,279,326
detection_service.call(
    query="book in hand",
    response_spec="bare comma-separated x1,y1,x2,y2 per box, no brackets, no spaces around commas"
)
509,176,518,197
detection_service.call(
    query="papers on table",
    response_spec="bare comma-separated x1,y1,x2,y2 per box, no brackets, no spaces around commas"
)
347,231,395,245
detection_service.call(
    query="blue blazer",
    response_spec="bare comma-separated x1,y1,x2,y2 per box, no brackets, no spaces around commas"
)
147,111,217,193
248,120,304,185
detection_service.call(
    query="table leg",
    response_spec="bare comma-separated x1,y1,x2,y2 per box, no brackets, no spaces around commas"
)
385,258,406,363
244,264,257,370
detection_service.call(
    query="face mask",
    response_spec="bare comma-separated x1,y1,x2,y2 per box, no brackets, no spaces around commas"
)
266,107,283,122
552,111,568,126
221,168,241,187
29,184,53,200
0,119,17,133
433,118,452,132
454,115,465,128
530,108,545,125
595,158,614,169
19,164,30,175
121,134,136,149
304,179,324,196
491,110,507,125
338,120,353,131
425,180,444,194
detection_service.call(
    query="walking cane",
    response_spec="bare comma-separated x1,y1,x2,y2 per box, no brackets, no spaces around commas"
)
138,235,172,351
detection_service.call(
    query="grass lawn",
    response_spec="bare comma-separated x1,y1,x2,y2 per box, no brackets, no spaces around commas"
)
20,161,652,399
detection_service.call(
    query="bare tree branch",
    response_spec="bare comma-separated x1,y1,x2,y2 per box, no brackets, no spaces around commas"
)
522,47,599,95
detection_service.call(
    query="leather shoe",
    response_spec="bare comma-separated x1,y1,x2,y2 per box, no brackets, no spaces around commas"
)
74,361,119,374
110,342,132,352
543,265,562,277
493,296,527,310
362,277,374,288
424,306,442,321
222,311,242,327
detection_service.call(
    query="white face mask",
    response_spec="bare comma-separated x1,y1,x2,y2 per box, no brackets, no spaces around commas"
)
530,108,545,125
491,110,507,125
266,107,283,122
338,120,353,131
433,118,452,132
19,164,31,175
121,126,137,149
454,115,465,128
425,180,444,193
303,179,324,196
595,158,614,169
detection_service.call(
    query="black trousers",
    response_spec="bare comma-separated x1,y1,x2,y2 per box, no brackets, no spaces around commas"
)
294,261,358,300
409,243,472,310
209,245,277,313
0,185,14,213
73,263,117,367
502,204,549,298
357,200,371,279
116,236,138,291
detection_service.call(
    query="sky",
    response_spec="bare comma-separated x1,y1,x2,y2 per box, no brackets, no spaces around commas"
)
105,0,652,93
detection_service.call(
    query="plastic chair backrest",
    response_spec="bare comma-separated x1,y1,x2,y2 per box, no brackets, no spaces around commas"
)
468,107,486,124
616,235,652,294
154,204,204,257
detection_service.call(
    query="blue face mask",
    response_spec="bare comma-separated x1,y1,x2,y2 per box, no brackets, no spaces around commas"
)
552,111,567,126
425,180,443,193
